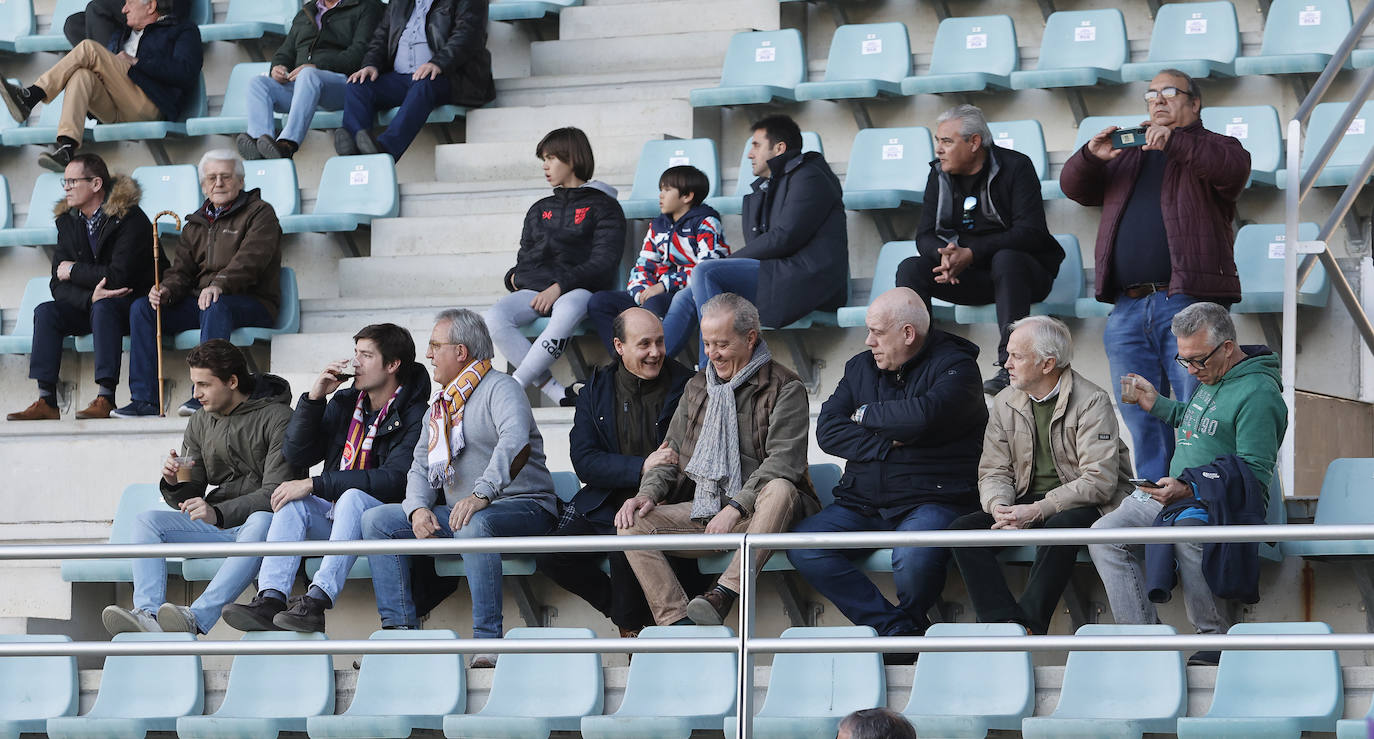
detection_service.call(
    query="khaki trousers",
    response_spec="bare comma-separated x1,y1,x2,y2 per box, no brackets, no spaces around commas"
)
620,478,803,625
35,39,162,142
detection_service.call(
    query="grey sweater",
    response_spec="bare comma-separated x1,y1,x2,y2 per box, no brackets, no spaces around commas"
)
401,370,557,519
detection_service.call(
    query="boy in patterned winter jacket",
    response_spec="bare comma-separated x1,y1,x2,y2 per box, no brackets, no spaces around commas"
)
587,165,728,360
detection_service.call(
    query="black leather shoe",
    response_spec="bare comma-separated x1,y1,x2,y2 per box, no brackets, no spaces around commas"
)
333,127,358,156
222,593,287,632
273,594,328,633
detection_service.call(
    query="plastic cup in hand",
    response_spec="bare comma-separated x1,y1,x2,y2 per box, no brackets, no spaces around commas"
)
1120,375,1139,404
176,455,196,483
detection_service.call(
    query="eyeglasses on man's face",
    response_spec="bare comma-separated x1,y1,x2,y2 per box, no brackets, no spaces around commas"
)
1144,86,1191,102
201,173,239,184
427,340,460,352
1175,342,1223,370
61,177,95,189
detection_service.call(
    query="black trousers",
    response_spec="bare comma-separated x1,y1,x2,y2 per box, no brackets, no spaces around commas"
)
949,505,1100,635
896,248,1054,366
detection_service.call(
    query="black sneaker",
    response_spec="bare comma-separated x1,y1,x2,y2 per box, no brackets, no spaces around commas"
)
1187,650,1221,666
333,127,358,156
272,594,328,633
37,141,76,173
1,80,33,122
355,129,381,155
558,385,580,408
983,367,1010,396
110,400,160,418
235,132,263,160
222,593,287,632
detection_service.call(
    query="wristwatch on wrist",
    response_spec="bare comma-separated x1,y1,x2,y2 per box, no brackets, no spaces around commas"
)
727,500,747,516
472,490,490,501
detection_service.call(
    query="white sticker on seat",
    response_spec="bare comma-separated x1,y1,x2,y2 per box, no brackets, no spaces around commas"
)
755,45,775,63
1299,7,1322,25
994,135,1015,149
349,169,369,185
1075,23,1096,42
862,35,882,55
882,143,904,160
1225,122,1249,139
1185,17,1208,34
668,156,689,167
1348,118,1366,135
966,33,987,49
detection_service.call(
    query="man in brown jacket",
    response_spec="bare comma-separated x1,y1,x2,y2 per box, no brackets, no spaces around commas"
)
950,316,1132,634
1059,68,1249,483
114,150,282,418
617,292,819,626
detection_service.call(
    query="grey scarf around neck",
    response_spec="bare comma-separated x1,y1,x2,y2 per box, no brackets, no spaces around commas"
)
685,339,773,520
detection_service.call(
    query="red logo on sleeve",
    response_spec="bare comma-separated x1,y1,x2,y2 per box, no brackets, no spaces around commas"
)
574,207,590,224
541,210,553,220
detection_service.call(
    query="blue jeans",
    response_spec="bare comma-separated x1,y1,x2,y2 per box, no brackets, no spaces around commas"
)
585,287,699,360
245,67,348,144
256,489,385,604
363,498,556,637
29,295,134,390
786,502,964,636
128,294,273,405
1103,292,1199,481
131,509,273,631
689,258,760,364
341,71,452,160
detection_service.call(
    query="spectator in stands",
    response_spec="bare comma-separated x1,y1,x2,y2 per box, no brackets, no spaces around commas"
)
236,0,385,160
363,309,557,666
102,340,298,636
484,127,626,406
64,0,192,48
1089,303,1286,666
949,316,1132,634
690,114,848,334
896,104,1062,395
7,154,159,422
787,287,985,662
335,0,495,160
113,150,283,418
837,708,917,739
0,0,202,172
1059,69,1249,481
220,324,430,633
535,307,709,637
618,293,819,626
586,165,728,363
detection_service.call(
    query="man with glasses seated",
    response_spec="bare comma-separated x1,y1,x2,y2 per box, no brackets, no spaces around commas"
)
895,103,1061,395
114,150,283,417
1060,69,1251,482
1089,302,1286,665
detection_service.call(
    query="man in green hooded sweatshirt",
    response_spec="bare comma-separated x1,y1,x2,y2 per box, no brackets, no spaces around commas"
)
1088,302,1286,666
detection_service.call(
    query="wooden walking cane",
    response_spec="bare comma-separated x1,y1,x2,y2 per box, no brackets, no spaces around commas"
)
152,211,181,417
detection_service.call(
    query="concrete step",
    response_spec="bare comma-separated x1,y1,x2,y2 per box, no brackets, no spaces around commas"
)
464,99,695,144
530,30,737,77
371,215,524,258
492,69,717,108
398,183,545,218
433,134,659,185
337,253,517,300
558,0,777,41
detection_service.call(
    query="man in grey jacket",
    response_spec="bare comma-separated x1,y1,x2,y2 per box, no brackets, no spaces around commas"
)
362,308,557,667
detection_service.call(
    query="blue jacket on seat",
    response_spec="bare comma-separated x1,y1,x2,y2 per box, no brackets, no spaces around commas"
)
107,15,203,121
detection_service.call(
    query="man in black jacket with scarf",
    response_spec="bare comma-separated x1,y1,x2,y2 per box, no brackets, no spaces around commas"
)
535,308,708,635
788,287,987,661
8,154,158,421
896,104,1063,395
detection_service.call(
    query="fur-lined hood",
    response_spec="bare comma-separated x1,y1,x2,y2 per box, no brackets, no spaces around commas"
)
53,174,142,220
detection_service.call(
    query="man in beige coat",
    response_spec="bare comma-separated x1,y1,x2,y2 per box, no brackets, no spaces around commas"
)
950,316,1132,634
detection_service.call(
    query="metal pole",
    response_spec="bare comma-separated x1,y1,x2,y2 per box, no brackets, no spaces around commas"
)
737,534,756,739
1282,120,1299,500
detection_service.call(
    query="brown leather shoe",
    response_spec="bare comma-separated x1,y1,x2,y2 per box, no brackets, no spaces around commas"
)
685,585,738,626
7,398,59,421
75,395,114,419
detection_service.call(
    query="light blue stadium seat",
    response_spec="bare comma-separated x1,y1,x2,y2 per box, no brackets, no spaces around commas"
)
954,234,1083,323
901,15,1017,94
306,629,464,738
0,0,35,52
1232,222,1329,313
1121,1,1240,81
690,30,804,107
794,23,910,101
185,62,271,136
842,126,933,210
130,164,201,235
61,484,183,582
697,463,840,575
1176,622,1342,737
91,75,207,143
13,0,84,52
1202,105,1282,186
722,626,884,739
621,138,721,219
1235,0,1353,76
903,623,1032,737
1041,113,1146,199
171,266,300,346
198,0,296,41
1,90,69,147
1284,458,1374,556
0,99,20,140
1010,9,1127,90
0,175,11,230
580,626,736,739
490,0,581,22
244,158,300,218
376,103,467,128
0,278,54,355
177,631,334,738
0,634,77,737
551,470,579,504
46,632,203,739
1021,624,1185,738
835,241,954,327
1276,100,1374,188
279,154,399,234
443,627,602,738
987,119,1059,199
189,0,212,25
712,131,821,215
0,172,63,247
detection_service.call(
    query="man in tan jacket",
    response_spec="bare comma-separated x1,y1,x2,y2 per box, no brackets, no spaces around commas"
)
950,315,1132,634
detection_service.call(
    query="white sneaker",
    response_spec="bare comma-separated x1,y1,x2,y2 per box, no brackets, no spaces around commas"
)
157,603,202,634
102,605,161,636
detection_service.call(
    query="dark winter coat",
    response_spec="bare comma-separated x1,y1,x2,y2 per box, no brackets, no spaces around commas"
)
360,0,495,108
49,175,162,312
107,15,203,121
505,183,627,294
162,188,283,321
271,0,386,74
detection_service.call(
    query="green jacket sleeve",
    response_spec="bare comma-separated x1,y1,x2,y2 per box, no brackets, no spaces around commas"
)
734,379,811,514
1232,391,1287,489
1148,395,1186,427
214,405,298,528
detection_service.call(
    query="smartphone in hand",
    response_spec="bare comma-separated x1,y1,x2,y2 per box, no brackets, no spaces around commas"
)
1111,127,1148,149
1129,478,1162,489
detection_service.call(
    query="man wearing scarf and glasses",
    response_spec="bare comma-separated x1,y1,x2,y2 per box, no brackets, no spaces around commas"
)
360,309,556,668
618,293,820,626
896,104,1062,395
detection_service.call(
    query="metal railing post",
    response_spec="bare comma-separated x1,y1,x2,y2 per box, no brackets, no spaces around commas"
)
1282,120,1300,502
737,533,756,739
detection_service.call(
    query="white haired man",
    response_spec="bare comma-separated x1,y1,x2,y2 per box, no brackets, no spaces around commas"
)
114,150,283,417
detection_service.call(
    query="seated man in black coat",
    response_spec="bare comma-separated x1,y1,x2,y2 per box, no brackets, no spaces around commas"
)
63,0,192,47
534,307,708,636
896,104,1063,395
787,287,987,662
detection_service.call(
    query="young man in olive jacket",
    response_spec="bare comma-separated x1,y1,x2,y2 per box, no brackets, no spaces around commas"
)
8,154,160,421
103,340,299,636
222,323,431,633
237,0,384,160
